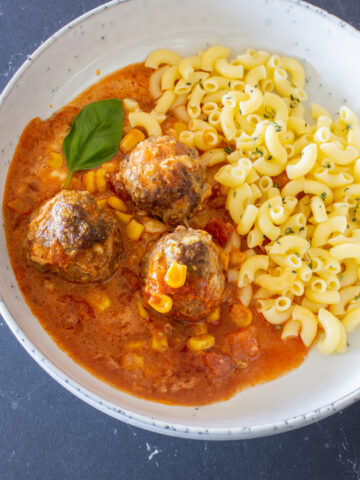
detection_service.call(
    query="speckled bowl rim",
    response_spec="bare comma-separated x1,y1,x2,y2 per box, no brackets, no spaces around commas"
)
1,0,360,440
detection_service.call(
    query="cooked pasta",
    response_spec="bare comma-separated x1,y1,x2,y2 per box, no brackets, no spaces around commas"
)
144,45,360,355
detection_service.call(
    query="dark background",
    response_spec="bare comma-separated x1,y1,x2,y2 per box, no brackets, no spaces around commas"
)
1,1,360,479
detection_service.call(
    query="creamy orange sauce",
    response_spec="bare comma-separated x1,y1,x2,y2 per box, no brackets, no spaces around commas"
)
3,63,307,405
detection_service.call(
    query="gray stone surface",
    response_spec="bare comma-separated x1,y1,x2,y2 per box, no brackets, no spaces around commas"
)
1,1,360,479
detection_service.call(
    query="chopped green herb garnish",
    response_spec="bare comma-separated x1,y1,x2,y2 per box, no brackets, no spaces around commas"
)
308,260,313,270
264,106,276,118
186,82,191,85
267,155,273,160
320,192,327,201
290,94,300,106
339,274,343,281
270,121,282,132
285,227,295,234
355,295,360,301
275,325,282,330
299,226,305,232
292,270,298,274
249,137,258,160
224,146,233,154
274,182,280,189
228,81,231,87
233,191,237,198
324,162,331,169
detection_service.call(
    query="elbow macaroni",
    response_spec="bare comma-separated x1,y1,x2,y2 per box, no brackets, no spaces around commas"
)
145,46,360,355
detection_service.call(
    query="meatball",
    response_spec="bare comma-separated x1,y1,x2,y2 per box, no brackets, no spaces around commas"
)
120,135,209,226
26,190,122,283
142,227,225,321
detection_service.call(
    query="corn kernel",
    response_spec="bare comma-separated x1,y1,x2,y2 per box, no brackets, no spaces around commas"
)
191,322,208,336
96,199,108,209
187,334,215,352
124,340,144,350
95,168,107,193
151,332,168,352
107,196,127,212
164,261,187,288
207,307,220,323
121,352,144,370
219,250,229,270
84,171,96,193
120,128,146,153
87,291,111,311
148,294,173,314
230,304,252,327
114,211,133,224
48,152,63,168
137,300,149,319
229,249,246,268
126,219,144,240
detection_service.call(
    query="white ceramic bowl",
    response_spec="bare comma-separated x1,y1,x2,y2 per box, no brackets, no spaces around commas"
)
1,0,360,440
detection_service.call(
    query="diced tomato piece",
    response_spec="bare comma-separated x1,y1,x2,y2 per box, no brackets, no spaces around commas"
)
207,185,226,209
204,352,233,377
227,326,260,363
204,217,234,247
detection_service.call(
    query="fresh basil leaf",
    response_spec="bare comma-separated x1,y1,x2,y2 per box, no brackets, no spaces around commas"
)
63,99,123,187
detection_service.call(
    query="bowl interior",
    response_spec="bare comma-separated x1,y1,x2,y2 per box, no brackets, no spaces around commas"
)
1,0,360,439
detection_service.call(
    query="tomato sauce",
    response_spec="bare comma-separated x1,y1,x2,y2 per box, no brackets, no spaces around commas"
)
3,63,307,405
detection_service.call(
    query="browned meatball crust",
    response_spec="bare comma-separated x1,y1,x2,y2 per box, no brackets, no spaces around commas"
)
142,227,225,321
26,190,122,283
120,135,209,226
